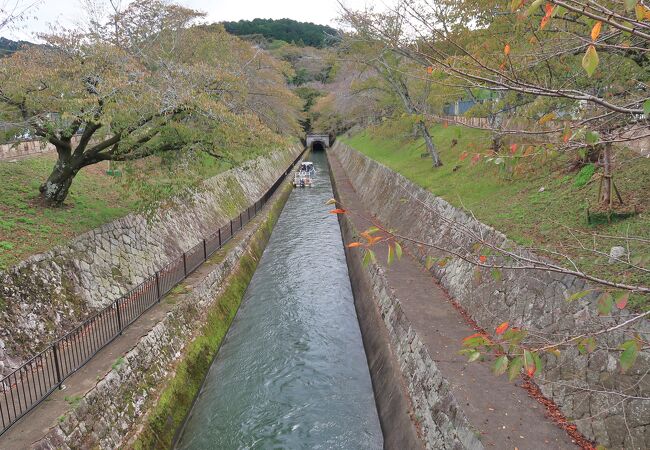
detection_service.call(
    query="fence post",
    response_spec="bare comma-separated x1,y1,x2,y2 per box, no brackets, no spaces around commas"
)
230,219,233,237
218,228,222,248
183,253,187,276
116,300,123,335
239,213,243,230
155,272,161,300
52,343,63,388
203,239,207,260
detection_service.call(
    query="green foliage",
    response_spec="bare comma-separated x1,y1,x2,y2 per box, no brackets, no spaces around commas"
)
574,163,595,187
112,357,125,370
222,18,337,48
64,395,82,408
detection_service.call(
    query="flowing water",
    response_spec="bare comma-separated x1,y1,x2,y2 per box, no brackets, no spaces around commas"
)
175,151,382,449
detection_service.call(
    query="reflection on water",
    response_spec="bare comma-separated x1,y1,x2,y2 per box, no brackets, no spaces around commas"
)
175,151,382,450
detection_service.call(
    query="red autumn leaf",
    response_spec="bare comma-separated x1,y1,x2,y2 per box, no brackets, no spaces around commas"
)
471,153,481,165
459,151,469,161
496,322,509,335
544,2,554,14
347,242,362,248
329,208,346,214
479,255,487,263
509,143,518,154
504,43,511,56
616,293,629,310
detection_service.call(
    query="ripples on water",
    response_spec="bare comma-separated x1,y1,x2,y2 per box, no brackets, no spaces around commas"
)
175,151,383,450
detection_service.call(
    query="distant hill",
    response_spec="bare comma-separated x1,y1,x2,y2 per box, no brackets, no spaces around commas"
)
0,37,32,56
222,18,337,48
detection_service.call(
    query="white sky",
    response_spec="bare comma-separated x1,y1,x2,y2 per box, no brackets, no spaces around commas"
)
5,0,378,41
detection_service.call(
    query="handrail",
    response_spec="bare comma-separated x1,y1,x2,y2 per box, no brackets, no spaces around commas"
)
0,148,305,436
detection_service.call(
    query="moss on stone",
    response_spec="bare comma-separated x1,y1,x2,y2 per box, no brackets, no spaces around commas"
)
129,183,291,450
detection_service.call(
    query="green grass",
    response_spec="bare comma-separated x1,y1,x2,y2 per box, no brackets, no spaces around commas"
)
0,156,138,270
341,122,650,309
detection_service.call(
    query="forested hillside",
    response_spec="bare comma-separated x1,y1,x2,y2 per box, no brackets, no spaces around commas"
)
222,18,337,47
0,37,30,55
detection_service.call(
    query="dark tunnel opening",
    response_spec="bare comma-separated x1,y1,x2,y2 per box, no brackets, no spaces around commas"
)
312,141,325,152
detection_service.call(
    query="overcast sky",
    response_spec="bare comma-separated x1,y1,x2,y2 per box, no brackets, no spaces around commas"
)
5,0,376,41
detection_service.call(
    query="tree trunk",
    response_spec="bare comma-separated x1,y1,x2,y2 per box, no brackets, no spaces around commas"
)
599,143,613,207
417,120,442,167
489,112,504,152
39,153,79,206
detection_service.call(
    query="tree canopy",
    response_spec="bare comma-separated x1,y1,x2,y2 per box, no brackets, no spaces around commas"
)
222,18,338,48
0,0,302,205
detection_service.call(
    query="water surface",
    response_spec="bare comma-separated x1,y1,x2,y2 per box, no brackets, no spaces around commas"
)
176,151,382,449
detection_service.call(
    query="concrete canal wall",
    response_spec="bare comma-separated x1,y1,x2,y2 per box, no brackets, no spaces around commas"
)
331,142,650,449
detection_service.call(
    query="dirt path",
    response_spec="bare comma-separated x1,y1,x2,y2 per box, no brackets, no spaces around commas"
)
328,150,578,449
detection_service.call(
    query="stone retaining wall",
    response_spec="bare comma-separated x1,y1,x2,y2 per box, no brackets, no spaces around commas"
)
333,174,481,449
31,177,293,450
0,138,63,161
0,145,301,375
333,142,650,449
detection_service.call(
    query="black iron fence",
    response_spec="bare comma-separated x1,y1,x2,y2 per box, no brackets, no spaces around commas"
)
0,149,304,436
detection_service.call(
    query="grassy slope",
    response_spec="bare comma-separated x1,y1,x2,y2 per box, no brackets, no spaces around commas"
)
0,150,254,270
341,123,650,309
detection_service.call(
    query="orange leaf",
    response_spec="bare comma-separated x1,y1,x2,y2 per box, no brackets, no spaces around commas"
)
540,3,554,29
329,208,346,214
591,21,602,41
504,43,511,56
479,255,487,263
471,153,481,165
496,322,509,335
544,2,554,15
347,242,362,248
527,366,536,377
509,143,518,154
463,332,484,342
427,66,433,74
443,121,449,128
499,61,507,71
459,151,469,161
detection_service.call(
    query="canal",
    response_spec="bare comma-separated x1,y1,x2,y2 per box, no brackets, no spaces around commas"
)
175,150,383,449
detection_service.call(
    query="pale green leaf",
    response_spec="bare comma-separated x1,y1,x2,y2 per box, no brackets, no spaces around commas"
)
493,355,508,376
582,45,599,78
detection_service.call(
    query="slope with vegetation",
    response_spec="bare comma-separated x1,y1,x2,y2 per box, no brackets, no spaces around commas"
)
341,120,650,310
222,18,337,48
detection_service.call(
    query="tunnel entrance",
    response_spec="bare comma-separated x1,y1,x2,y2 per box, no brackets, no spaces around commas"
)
306,133,330,152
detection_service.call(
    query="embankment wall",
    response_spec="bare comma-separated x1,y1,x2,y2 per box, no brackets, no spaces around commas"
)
331,164,482,449
32,169,294,450
333,142,650,449
0,145,301,375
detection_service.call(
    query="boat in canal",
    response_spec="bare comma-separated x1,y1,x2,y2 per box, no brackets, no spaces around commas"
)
293,161,316,187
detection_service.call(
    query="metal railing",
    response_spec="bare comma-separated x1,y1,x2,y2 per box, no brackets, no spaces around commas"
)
0,149,304,436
